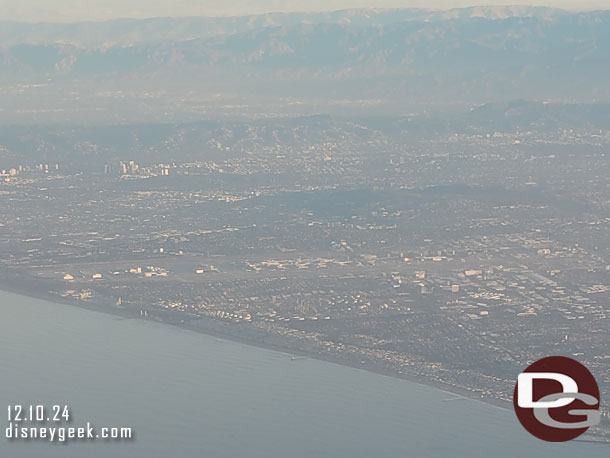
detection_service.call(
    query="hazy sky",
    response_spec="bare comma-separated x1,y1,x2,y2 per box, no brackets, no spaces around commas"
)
0,0,607,22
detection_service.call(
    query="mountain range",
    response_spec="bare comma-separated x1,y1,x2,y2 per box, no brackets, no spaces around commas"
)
0,7,570,47
0,7,609,123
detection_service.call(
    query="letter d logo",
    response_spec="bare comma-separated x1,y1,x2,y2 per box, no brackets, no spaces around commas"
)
517,373,577,408
513,356,600,442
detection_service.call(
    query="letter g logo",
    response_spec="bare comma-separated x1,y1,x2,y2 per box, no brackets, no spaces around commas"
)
513,356,601,442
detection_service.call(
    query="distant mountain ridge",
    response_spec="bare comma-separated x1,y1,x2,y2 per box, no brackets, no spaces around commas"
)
0,7,609,122
0,6,571,47
1,101,609,168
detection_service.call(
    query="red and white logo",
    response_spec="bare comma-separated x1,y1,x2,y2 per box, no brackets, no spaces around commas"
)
513,356,600,442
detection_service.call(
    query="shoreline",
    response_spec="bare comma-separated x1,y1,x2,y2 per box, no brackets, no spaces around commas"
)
4,282,610,441
0,278,512,411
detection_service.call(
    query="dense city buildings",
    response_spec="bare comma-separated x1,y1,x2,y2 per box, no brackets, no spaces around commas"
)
1,115,609,436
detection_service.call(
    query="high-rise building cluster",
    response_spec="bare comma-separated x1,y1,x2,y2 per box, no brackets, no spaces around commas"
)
1,163,59,178
104,160,140,175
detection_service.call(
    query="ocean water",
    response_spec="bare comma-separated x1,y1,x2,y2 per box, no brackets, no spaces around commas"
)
0,290,605,457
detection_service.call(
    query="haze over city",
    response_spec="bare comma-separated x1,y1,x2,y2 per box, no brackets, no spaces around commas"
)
1,2,609,456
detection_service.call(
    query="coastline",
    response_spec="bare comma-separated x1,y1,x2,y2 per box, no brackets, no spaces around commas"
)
0,277,511,411
3,280,610,443
4,281,610,441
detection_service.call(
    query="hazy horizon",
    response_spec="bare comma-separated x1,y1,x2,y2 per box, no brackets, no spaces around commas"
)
1,1,608,23
2,0,610,452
